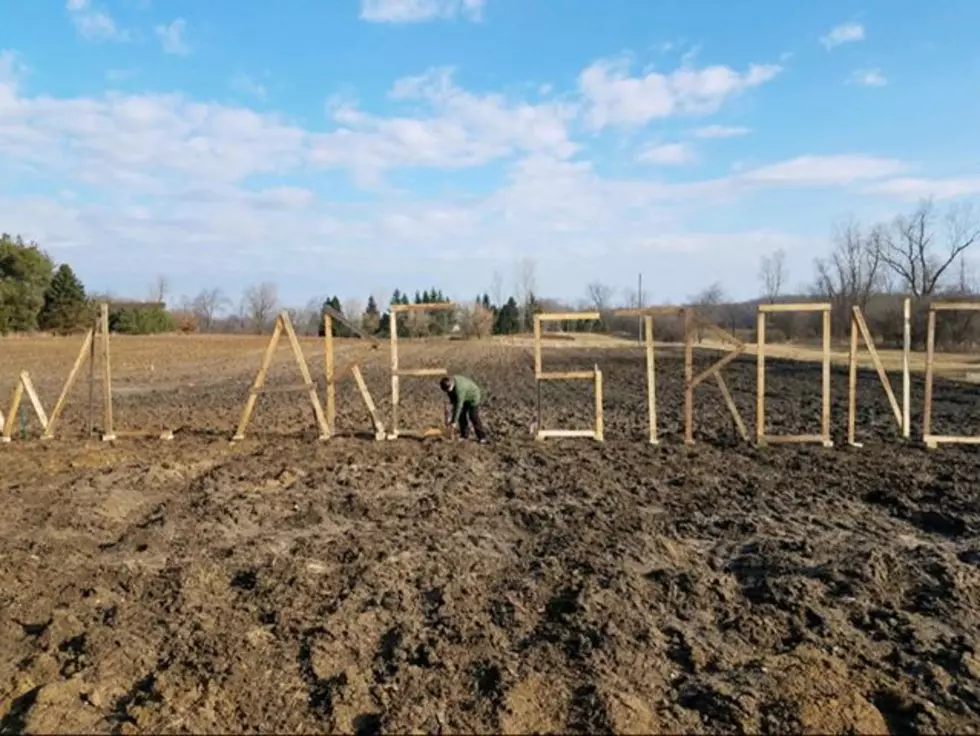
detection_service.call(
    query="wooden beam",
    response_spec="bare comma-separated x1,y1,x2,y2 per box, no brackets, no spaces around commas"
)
758,302,832,313
101,302,114,441
691,312,746,348
848,309,860,447
645,315,657,445
690,345,745,389
536,311,601,322
395,368,447,377
822,308,832,447
325,313,335,435
350,364,385,440
389,310,399,438
536,429,597,439
43,329,93,440
321,304,381,345
714,372,748,442
683,309,694,445
852,307,903,429
281,311,330,441
614,306,684,317
924,435,980,447
390,302,456,312
929,301,980,311
594,367,604,442
1,381,24,442
19,372,48,431
756,310,766,446
537,370,596,381
923,308,936,441
763,434,829,445
232,317,283,441
902,297,911,439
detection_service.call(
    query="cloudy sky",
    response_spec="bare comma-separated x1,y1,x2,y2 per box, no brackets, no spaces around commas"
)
1,0,979,306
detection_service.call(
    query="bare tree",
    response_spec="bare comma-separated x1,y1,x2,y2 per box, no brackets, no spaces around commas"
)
877,199,980,298
490,270,503,308
758,248,787,303
191,288,229,332
343,298,364,325
242,282,279,334
586,281,615,312
516,257,537,327
148,274,170,305
688,282,728,342
813,220,883,336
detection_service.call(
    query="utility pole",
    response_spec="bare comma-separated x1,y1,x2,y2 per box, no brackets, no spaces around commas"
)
637,272,643,344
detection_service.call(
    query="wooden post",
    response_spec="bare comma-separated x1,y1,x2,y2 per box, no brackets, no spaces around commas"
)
100,302,115,441
902,297,911,439
644,315,657,444
756,310,766,446
1,381,24,442
350,364,385,440
848,311,859,447
324,313,335,435
533,315,542,378
44,329,94,439
594,366,604,442
390,310,399,439
923,308,936,443
19,373,49,432
232,317,283,441
822,308,832,447
87,315,96,437
683,309,694,445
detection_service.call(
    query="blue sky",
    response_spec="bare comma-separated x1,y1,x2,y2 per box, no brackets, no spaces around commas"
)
1,0,979,310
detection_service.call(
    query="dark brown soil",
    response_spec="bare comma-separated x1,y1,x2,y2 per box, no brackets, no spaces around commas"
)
2,342,980,734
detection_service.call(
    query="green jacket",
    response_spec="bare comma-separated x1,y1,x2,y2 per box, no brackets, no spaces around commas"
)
448,375,481,423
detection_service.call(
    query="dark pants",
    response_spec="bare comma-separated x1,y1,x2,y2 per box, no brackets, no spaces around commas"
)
456,402,487,440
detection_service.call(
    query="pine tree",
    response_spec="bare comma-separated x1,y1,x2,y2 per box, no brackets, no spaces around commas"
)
415,290,423,304
38,263,89,333
363,295,381,334
494,297,521,335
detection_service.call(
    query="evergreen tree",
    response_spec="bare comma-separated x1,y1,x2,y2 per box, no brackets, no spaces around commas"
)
391,289,402,305
415,290,423,304
494,297,521,334
0,233,55,333
523,292,541,332
481,294,492,311
400,293,410,305
38,264,89,333
362,295,381,334
317,296,346,337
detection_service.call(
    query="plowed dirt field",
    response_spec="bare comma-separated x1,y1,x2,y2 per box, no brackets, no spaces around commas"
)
2,335,980,734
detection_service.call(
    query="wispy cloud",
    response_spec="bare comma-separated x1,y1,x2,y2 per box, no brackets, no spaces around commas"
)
691,124,751,139
847,68,887,87
820,22,865,50
360,0,485,23
66,0,129,42
638,142,695,166
155,18,190,55
231,73,267,100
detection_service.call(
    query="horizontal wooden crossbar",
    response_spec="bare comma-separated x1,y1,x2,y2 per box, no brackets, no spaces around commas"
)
536,312,601,322
538,371,596,380
321,305,381,345
536,430,597,439
390,303,456,312
107,429,174,440
758,302,831,313
924,434,980,446
929,302,980,311
763,434,833,446
389,427,445,439
614,306,684,317
395,368,447,377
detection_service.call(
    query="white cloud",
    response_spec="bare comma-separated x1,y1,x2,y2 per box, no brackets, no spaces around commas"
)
820,22,865,50
638,142,695,165
864,177,980,201
231,73,267,101
155,18,190,56
66,0,129,42
579,56,781,129
740,154,905,186
847,68,887,87
692,124,751,139
360,0,484,23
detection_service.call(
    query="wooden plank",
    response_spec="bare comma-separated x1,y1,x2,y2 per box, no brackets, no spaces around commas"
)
923,309,936,440
594,367,604,442
19,372,49,430
645,315,657,445
691,312,745,347
758,302,831,313
325,313,335,435
537,371,596,381
350,364,385,439
101,302,114,441
321,304,381,345
929,301,980,311
614,306,684,317
87,316,95,436
390,310,399,438
2,381,24,442
536,429,597,439
395,427,445,438
683,309,694,445
848,311,860,447
756,310,766,446
396,368,447,377
536,311,601,322
690,345,745,389
533,315,542,378
281,311,330,440
764,434,828,445
852,307,903,428
923,435,980,445
822,308,832,446
232,317,283,441
714,372,748,442
113,429,175,439
390,302,456,312
902,297,911,439
43,328,94,439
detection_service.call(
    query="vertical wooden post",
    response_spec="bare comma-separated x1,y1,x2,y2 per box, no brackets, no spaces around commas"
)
847,311,859,447
87,315,96,437
44,329,94,439
594,366,604,442
533,315,542,377
324,313,335,435
281,311,330,440
756,310,766,445
923,308,936,442
683,309,694,445
902,297,911,439
822,308,832,447
100,302,115,441
390,310,399,439
232,317,283,441
644,315,657,444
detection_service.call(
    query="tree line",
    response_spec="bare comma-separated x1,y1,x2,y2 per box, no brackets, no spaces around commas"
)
1,198,977,346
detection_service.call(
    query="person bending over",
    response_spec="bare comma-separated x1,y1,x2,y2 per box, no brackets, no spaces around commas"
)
439,375,489,443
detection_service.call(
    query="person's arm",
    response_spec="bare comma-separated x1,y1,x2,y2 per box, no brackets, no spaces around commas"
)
449,391,463,423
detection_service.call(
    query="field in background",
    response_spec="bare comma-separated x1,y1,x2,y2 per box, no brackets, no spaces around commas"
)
2,333,980,732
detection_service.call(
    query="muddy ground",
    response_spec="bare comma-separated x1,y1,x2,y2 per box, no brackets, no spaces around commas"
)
2,338,980,734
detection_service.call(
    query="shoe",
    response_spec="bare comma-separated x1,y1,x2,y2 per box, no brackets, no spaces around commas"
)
478,437,489,445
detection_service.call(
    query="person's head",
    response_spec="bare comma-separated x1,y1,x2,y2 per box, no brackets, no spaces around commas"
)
439,376,454,393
